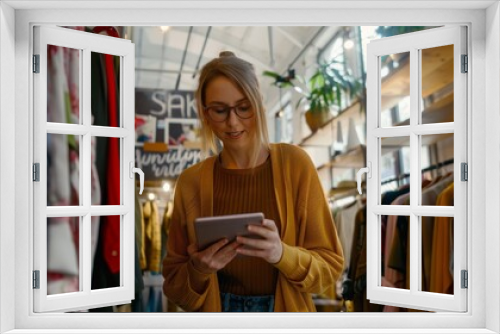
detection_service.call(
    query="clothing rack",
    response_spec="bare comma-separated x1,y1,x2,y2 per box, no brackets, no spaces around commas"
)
381,158,454,185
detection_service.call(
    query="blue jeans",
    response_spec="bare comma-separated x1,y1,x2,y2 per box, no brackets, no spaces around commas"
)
220,292,275,312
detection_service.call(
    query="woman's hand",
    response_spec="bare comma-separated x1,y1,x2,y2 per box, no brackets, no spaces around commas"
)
187,239,241,274
235,219,283,264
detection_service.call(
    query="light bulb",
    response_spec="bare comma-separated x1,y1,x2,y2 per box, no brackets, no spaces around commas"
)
163,182,171,192
160,26,170,33
148,193,156,201
344,39,354,50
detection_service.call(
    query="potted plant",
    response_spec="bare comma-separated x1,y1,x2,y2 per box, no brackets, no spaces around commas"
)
264,60,362,133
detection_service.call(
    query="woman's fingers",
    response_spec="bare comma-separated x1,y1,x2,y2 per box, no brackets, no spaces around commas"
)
206,238,229,256
238,219,278,240
218,241,241,261
236,236,271,249
235,247,266,258
189,239,241,274
261,219,278,231
235,219,283,264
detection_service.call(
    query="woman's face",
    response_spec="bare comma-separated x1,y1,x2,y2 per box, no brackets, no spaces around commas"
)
204,76,257,153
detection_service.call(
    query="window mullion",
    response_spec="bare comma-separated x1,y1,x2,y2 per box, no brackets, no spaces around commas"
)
81,47,92,294
409,47,420,295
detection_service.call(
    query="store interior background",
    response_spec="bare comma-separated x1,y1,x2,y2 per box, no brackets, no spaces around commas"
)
46,25,456,313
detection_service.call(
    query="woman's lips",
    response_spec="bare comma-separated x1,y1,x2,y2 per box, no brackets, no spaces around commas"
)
226,131,244,139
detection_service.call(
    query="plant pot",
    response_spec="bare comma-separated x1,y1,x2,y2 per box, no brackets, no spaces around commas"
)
305,108,334,132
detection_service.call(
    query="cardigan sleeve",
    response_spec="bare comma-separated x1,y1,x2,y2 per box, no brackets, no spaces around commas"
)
162,173,215,311
273,145,344,294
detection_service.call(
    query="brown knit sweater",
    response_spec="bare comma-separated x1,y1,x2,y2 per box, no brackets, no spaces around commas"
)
213,156,280,296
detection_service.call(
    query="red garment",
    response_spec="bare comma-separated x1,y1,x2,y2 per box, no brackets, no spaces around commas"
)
102,52,121,274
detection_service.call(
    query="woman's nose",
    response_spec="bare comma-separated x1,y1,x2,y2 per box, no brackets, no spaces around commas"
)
226,109,240,125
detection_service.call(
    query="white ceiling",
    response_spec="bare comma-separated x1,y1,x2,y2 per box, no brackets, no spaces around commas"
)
131,26,337,94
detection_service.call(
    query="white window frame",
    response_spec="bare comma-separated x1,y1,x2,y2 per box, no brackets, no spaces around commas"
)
0,2,498,333
365,26,467,312
33,25,136,313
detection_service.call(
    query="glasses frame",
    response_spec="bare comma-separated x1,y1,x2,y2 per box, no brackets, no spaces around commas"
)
203,102,255,122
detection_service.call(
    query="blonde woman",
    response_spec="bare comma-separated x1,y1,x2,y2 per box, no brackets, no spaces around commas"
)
162,51,344,312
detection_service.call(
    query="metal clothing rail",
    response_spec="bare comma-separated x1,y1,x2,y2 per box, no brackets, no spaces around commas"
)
381,158,454,185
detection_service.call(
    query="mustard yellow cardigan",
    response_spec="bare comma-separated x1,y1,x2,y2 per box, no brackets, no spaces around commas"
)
162,143,344,312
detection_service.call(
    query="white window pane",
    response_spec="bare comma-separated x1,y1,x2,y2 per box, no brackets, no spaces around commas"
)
47,216,81,295
93,136,122,205
47,134,82,206
47,45,81,125
380,51,410,127
381,215,410,291
421,45,454,124
91,215,122,291
420,215,454,295
91,52,121,128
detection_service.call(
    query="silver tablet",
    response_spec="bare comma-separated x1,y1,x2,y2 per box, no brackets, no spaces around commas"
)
194,212,265,250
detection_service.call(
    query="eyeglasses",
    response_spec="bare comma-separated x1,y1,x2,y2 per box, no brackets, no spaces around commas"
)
204,102,255,122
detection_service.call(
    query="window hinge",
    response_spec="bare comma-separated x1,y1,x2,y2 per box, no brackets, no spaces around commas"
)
461,162,468,181
461,54,468,73
33,270,40,289
33,163,40,182
33,54,40,73
461,270,468,289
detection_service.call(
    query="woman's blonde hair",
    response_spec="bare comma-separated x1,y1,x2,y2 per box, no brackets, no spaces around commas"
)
195,51,270,161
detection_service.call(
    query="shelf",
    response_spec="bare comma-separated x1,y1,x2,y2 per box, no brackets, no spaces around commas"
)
299,100,362,147
318,144,365,170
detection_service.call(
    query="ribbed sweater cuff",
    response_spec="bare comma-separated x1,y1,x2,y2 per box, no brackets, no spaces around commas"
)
273,242,296,276
187,259,212,294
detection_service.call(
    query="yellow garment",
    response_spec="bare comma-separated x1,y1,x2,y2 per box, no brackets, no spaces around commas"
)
144,200,162,272
163,143,344,312
430,183,454,294
139,200,147,270
163,201,174,237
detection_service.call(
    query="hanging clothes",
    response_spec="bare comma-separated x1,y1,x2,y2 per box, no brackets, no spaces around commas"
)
143,200,162,272
380,185,410,277
136,195,147,271
382,191,409,312
430,182,454,294
102,51,121,274
334,200,363,271
345,205,384,312
421,174,454,291
161,201,174,267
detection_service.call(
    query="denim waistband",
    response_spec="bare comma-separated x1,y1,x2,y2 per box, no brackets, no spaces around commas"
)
220,292,275,312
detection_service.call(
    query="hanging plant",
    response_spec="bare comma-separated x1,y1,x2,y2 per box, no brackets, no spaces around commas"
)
264,60,362,132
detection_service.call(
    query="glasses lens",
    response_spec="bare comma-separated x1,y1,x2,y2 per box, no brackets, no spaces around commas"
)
235,104,253,119
207,106,229,122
